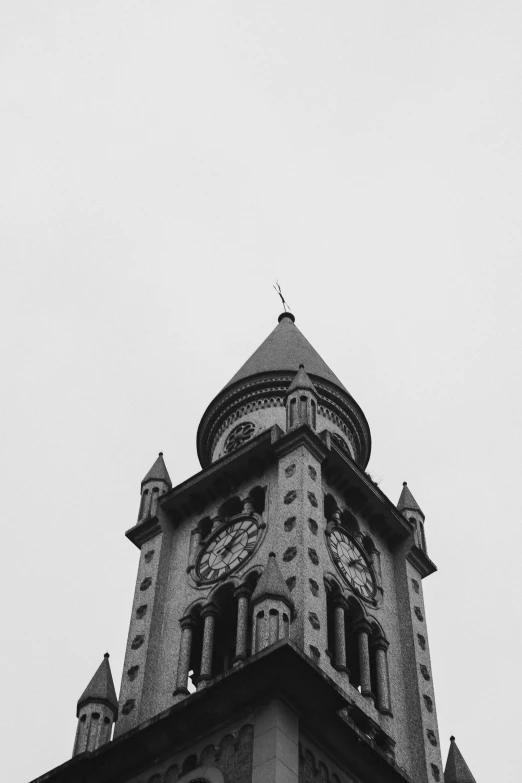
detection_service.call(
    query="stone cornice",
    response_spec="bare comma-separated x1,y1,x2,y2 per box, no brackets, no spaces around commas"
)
159,426,283,526
406,545,437,578
197,371,371,469
31,641,413,783
272,423,329,463
125,516,163,548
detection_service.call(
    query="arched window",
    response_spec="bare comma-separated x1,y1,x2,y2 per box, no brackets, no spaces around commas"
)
324,493,337,521
219,496,242,518
175,572,261,695
211,584,238,677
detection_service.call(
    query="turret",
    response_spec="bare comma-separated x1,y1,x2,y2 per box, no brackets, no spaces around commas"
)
73,653,118,756
444,736,477,782
397,481,427,554
285,363,318,431
250,553,294,653
138,452,172,523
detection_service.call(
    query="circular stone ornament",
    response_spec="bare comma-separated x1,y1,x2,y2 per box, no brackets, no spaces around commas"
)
223,421,256,454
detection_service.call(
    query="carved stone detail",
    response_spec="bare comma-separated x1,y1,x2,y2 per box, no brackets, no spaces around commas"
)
420,664,431,681
427,728,438,747
121,698,135,715
144,549,155,563
308,612,320,630
423,694,434,712
414,606,424,621
307,491,318,507
411,577,420,593
173,723,254,783
285,464,296,477
417,633,426,650
309,578,319,596
131,634,145,650
308,465,317,481
284,516,296,532
140,577,152,592
283,546,297,562
136,604,148,619
127,665,139,681
284,490,297,505
308,547,319,565
308,518,318,535
286,576,296,591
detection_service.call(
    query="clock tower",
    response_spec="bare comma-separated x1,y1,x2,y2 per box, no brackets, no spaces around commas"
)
32,312,466,783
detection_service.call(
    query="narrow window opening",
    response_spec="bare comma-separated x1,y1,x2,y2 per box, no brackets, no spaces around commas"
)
290,397,297,427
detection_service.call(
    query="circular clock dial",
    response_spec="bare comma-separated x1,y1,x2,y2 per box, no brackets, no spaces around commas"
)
196,518,259,582
328,528,375,599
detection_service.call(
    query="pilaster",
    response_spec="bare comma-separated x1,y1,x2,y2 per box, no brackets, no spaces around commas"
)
253,699,299,783
394,543,443,783
115,507,173,736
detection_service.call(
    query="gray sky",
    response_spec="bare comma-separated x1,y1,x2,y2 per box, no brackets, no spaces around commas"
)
2,3,521,781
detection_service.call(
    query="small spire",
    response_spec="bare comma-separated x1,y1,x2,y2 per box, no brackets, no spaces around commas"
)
444,736,477,783
287,363,317,395
397,481,424,517
141,452,172,488
278,311,295,323
251,552,294,610
77,653,118,718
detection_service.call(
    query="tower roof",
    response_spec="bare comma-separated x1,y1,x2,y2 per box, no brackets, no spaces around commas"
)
397,481,424,517
251,552,294,610
141,452,171,487
287,363,318,395
77,653,118,717
223,312,349,394
444,736,477,783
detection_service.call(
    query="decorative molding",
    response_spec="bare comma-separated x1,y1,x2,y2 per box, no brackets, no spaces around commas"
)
126,516,163,548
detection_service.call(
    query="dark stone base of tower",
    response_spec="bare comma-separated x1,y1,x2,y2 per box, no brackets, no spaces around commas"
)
29,313,477,783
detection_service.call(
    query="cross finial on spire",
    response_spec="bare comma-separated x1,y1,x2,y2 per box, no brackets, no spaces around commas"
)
273,280,291,313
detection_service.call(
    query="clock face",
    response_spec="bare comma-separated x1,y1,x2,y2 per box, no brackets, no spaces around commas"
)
196,518,260,582
327,528,376,599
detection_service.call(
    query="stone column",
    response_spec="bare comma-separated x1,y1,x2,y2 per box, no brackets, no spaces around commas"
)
374,635,391,714
197,603,219,689
333,597,349,674
188,527,203,572
233,585,251,665
355,620,373,698
173,615,196,696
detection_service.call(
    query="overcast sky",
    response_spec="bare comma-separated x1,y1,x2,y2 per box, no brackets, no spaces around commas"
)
2,3,521,781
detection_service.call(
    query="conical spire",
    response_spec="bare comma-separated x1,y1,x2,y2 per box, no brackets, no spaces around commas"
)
287,363,318,395
223,312,348,393
77,653,118,717
444,736,477,783
141,452,171,488
251,553,294,610
397,481,424,517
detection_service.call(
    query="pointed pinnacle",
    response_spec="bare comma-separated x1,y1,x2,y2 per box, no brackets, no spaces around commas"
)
397,481,424,517
77,654,118,717
444,736,477,783
251,552,294,610
141,452,172,488
287,363,318,395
